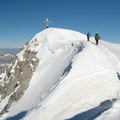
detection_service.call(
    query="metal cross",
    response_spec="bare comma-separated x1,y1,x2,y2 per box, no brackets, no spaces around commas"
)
43,18,51,28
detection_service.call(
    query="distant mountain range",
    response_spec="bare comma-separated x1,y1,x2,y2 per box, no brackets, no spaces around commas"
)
0,48,19,56
0,48,20,73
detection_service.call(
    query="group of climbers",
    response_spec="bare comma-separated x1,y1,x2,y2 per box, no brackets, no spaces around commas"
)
87,32,101,45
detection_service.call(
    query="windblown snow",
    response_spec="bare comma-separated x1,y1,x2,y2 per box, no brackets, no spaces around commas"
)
1,28,120,120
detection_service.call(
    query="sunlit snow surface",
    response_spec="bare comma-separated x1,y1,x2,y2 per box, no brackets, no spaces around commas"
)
1,28,120,120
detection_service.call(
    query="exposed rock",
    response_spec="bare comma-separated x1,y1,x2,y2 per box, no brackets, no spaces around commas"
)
0,66,6,75
0,105,9,115
0,47,39,115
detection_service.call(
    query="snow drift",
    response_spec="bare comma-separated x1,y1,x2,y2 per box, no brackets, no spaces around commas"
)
0,28,120,120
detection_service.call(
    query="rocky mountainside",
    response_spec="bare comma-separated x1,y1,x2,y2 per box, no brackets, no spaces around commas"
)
0,28,84,118
0,46,39,116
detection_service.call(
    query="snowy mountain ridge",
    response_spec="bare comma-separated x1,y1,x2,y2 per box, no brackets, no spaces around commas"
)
0,28,120,120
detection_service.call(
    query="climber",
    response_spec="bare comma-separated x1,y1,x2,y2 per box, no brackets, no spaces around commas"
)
87,32,91,41
95,32,101,45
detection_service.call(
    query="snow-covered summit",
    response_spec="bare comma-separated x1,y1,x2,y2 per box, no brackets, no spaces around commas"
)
0,28,120,120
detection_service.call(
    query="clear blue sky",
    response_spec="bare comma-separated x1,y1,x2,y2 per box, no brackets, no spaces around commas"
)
0,0,120,48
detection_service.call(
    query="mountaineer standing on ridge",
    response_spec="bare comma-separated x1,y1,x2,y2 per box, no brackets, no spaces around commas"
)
95,32,101,45
87,32,91,41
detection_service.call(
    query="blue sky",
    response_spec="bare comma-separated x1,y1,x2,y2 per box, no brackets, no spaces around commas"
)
0,0,120,48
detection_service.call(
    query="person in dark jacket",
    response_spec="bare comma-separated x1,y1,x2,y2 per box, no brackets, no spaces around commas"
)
87,32,91,41
95,32,101,45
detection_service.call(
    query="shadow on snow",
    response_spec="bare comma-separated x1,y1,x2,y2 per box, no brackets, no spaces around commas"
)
117,72,120,80
66,99,117,120
62,43,83,78
6,111,28,120
62,62,72,77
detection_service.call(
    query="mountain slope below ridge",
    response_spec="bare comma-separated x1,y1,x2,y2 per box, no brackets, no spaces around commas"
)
23,41,120,120
1,28,120,120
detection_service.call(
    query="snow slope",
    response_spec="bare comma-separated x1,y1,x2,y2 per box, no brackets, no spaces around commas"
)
1,28,120,120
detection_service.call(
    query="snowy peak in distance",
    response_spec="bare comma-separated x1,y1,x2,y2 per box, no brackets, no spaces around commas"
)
0,48,19,76
0,28,120,120
0,48,19,65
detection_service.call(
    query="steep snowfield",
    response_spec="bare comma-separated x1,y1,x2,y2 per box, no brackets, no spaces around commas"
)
23,41,120,120
94,41,120,120
1,28,120,120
